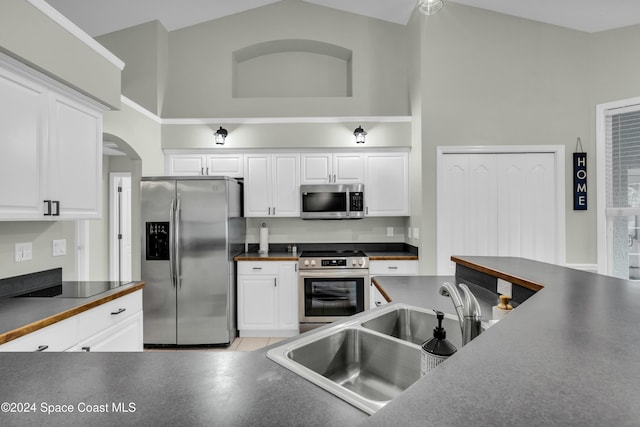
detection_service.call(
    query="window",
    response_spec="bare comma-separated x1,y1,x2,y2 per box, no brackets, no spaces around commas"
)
597,98,640,279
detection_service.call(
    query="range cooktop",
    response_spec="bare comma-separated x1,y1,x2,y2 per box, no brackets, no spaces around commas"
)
13,281,132,299
299,250,367,258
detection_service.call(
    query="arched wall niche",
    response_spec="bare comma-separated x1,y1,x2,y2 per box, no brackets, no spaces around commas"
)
232,39,353,98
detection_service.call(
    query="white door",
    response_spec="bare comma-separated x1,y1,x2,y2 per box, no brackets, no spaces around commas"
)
110,173,132,282
437,148,563,275
272,153,300,217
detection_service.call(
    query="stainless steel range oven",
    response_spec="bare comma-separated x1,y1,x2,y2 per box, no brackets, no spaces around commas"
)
298,250,370,332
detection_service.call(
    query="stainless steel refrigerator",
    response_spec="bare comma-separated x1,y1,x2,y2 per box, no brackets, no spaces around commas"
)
141,176,245,346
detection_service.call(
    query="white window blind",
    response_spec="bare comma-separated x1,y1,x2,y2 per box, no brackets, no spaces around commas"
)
605,105,640,216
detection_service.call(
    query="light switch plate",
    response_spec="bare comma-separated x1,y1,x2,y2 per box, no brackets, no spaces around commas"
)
15,242,32,262
407,227,412,239
412,227,419,239
386,227,393,237
52,239,67,257
497,278,512,298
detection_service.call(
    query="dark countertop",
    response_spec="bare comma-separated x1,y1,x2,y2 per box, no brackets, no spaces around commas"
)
234,251,418,261
367,257,640,426
0,347,367,426
0,281,144,344
3,257,637,426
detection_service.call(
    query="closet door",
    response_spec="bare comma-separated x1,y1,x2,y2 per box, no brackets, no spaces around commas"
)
437,151,559,275
438,154,498,275
497,153,557,263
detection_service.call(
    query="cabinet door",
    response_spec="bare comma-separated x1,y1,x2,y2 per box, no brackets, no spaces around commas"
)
237,275,277,330
206,154,244,177
73,312,143,352
272,153,300,217
244,154,271,217
333,153,364,183
0,66,47,219
301,153,331,184
364,152,409,216
48,92,102,219
167,154,206,176
277,262,299,330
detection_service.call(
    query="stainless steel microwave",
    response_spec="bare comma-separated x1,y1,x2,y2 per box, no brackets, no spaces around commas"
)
300,184,365,219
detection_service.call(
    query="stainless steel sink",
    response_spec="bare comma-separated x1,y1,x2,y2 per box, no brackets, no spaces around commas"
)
267,303,465,414
288,328,421,403
361,307,462,347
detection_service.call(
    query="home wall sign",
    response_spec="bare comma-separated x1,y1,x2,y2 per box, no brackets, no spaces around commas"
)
573,137,587,210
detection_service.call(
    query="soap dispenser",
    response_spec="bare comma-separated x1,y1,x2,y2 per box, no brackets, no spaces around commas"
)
421,311,457,376
492,294,513,320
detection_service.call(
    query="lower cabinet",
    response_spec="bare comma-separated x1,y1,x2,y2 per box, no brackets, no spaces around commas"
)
0,290,143,352
369,260,418,309
237,261,299,337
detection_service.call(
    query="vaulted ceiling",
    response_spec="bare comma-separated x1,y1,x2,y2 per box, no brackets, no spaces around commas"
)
45,0,640,37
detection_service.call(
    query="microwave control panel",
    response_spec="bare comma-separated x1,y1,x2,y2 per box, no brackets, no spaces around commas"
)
349,192,364,212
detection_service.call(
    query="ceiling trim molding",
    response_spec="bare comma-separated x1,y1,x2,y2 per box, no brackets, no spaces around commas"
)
161,116,412,125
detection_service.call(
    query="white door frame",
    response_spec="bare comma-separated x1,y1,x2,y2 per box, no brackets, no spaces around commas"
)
109,172,132,282
436,145,566,274
595,96,640,275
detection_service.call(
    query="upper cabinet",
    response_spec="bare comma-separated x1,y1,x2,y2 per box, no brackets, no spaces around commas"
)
301,153,364,184
165,149,410,217
166,153,244,177
0,59,104,220
364,152,410,217
244,153,300,217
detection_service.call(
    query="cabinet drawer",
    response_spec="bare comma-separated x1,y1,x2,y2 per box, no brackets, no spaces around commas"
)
72,312,143,352
0,316,77,352
238,262,280,275
370,260,418,276
76,291,142,342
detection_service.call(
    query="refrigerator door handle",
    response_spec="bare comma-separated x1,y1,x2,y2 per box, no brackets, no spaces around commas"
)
175,197,182,288
169,198,176,288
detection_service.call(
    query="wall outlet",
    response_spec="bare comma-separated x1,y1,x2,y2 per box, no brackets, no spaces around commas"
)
15,242,32,262
52,239,67,257
386,227,393,237
497,278,512,298
407,227,412,239
412,227,419,239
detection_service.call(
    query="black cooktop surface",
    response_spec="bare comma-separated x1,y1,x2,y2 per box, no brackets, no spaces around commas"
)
13,281,132,298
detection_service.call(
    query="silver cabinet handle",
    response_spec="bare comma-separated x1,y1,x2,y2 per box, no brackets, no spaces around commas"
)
52,200,60,216
273,206,276,215
274,278,277,287
201,167,204,175
388,266,398,270
35,345,48,352
252,267,262,270
44,200,52,216
111,308,126,315
333,174,336,183
82,346,91,352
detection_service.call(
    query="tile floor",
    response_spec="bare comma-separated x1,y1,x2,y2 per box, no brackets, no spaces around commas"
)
145,337,286,352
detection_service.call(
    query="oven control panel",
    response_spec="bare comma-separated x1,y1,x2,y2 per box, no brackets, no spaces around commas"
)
322,259,346,267
300,256,368,269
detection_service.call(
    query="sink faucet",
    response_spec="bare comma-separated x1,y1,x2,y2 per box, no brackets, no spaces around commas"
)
439,282,482,346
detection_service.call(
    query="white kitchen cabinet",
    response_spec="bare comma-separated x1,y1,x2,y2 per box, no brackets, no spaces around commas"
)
0,316,77,352
71,290,143,352
0,64,47,219
0,57,103,220
244,153,300,217
369,260,418,309
47,91,102,219
166,154,207,176
166,153,244,177
364,152,410,216
237,261,299,337
72,311,143,352
301,152,364,184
